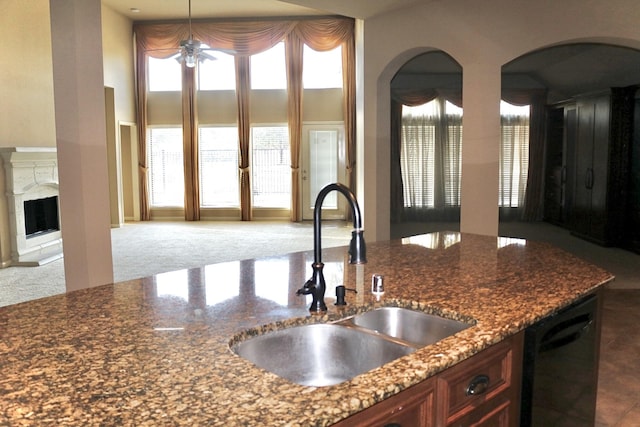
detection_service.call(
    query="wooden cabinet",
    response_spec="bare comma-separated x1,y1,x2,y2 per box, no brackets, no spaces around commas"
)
544,87,636,247
435,332,523,426
626,96,640,254
543,103,577,226
332,332,523,427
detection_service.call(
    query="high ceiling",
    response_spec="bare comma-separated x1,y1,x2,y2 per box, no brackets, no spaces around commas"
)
101,0,423,20
102,0,640,101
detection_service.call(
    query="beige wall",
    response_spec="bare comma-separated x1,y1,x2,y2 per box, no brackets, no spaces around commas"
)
101,4,136,123
0,0,135,267
361,0,640,241
0,1,56,147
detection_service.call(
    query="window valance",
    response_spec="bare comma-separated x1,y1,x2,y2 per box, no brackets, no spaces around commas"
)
134,17,354,58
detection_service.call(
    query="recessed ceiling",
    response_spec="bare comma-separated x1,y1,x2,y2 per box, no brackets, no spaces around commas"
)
101,0,422,20
503,43,640,101
393,45,640,103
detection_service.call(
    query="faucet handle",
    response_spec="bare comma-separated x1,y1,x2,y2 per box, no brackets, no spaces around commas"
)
335,285,357,306
296,279,315,296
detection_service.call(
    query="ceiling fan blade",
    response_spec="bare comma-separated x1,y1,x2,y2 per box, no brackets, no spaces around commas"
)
198,50,218,61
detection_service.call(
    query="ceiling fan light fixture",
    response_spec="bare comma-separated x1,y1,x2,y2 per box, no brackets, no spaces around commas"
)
180,39,200,68
176,0,212,68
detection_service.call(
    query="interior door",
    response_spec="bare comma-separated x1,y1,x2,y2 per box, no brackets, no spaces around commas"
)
301,124,346,220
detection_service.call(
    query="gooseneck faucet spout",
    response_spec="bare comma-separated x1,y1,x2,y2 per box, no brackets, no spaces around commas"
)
296,183,367,312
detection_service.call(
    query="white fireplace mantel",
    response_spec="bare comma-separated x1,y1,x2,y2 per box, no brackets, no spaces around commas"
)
0,147,63,266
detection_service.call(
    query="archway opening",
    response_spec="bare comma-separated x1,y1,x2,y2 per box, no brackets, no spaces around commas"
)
389,50,463,239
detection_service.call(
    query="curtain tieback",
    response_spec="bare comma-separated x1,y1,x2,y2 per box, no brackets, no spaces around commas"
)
291,166,300,171
239,166,250,173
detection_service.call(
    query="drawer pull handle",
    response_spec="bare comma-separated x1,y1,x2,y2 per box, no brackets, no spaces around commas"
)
466,374,490,396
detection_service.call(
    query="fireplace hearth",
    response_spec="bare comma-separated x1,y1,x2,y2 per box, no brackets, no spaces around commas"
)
0,147,63,266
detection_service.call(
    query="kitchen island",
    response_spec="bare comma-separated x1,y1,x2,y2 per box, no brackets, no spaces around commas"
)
0,232,613,426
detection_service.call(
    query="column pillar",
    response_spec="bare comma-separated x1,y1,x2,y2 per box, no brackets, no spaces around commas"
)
460,62,501,236
49,0,114,291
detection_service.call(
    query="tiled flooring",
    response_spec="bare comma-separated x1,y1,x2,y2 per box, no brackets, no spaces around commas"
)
596,289,640,426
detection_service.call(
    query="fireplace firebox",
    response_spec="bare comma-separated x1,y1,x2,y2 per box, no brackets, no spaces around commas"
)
24,196,60,237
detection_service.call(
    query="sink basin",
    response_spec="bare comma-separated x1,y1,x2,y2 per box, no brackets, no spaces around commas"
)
346,307,472,347
233,323,414,387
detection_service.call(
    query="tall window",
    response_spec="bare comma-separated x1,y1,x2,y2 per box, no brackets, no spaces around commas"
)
251,126,291,208
303,45,342,89
400,98,463,210
139,17,354,219
199,127,239,207
148,56,181,92
198,51,236,90
251,42,286,90
148,127,184,207
500,101,530,208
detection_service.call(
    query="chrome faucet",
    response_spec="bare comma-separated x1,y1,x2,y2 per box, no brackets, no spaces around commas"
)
296,183,367,312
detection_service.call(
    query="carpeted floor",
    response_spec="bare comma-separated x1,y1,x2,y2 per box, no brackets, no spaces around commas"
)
1,219,638,307
0,220,353,307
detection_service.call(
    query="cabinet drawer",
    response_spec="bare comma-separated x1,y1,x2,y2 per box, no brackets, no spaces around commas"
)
331,377,435,427
446,396,511,427
437,338,514,421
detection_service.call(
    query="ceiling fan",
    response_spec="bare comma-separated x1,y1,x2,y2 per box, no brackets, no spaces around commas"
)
177,0,218,67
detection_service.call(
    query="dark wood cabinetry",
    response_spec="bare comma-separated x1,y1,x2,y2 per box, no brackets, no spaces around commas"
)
544,88,637,248
332,332,523,427
627,97,640,253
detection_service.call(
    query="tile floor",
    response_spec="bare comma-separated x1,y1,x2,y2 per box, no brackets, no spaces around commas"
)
596,288,640,426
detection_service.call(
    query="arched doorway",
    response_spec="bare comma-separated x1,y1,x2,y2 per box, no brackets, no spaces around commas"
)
500,43,640,252
389,51,463,238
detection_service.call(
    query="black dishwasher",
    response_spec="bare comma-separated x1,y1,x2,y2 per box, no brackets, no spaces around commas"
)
520,292,601,426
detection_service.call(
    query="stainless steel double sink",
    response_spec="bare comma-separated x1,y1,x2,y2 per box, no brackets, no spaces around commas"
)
232,307,473,387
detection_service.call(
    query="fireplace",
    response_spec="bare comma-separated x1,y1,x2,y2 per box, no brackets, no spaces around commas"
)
24,196,60,237
0,147,63,266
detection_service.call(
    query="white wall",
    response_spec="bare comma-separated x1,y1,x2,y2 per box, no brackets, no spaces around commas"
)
361,0,640,241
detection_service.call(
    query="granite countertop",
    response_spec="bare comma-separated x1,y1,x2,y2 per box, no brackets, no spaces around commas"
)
0,232,613,426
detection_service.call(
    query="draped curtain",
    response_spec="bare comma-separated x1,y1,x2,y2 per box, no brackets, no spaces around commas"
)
182,66,199,220
502,89,547,221
391,86,546,224
133,17,355,222
499,112,530,214
390,89,462,223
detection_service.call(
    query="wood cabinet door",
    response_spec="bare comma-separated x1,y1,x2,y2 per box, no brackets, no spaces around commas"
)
588,95,612,242
571,99,596,237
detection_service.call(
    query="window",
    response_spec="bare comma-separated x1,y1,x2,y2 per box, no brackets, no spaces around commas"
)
199,127,239,207
399,99,531,215
251,126,291,208
251,42,286,90
499,101,530,208
148,127,184,207
400,98,463,210
198,51,236,90
303,45,343,89
148,56,181,92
